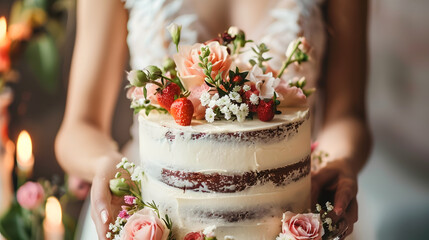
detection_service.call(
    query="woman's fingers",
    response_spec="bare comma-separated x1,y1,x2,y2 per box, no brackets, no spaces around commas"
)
333,177,357,216
311,167,338,205
90,175,112,240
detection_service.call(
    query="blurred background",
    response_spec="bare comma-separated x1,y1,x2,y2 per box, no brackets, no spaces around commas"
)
0,0,428,239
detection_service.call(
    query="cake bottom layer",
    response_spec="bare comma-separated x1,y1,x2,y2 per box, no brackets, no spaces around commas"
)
141,173,311,239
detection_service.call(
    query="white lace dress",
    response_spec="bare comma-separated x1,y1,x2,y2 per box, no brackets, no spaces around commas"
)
78,0,326,239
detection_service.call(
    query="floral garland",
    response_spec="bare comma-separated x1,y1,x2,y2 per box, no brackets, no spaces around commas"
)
126,24,314,126
108,157,346,240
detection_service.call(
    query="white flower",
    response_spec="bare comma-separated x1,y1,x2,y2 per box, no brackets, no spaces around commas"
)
224,111,231,120
212,93,220,101
106,232,112,238
227,26,240,37
116,157,128,169
243,85,251,91
249,93,259,105
248,65,280,99
205,108,216,123
131,166,143,182
224,236,235,240
228,92,242,103
236,113,246,122
316,204,322,212
200,91,211,106
220,106,230,114
216,95,231,107
123,162,132,170
326,201,334,211
229,104,239,115
203,225,217,237
208,99,217,108
239,103,249,113
232,85,241,92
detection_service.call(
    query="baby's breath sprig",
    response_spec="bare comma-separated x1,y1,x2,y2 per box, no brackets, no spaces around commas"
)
315,201,338,237
249,43,272,72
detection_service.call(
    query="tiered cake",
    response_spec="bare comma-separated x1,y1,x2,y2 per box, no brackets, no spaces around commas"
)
139,107,311,239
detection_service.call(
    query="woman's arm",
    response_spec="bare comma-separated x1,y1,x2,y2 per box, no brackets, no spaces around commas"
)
312,0,372,236
55,0,128,238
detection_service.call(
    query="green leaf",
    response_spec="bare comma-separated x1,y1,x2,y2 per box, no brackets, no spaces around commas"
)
0,202,32,240
25,33,59,94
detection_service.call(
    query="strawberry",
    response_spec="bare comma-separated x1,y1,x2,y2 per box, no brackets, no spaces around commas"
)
170,97,194,126
156,83,181,111
257,100,275,122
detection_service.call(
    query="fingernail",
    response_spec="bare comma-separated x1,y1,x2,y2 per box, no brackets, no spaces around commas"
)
101,210,109,224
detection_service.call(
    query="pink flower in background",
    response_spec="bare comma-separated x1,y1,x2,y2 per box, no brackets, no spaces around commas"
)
174,41,232,90
121,209,168,240
281,212,324,240
68,175,91,200
184,231,204,240
124,195,136,205
16,182,45,210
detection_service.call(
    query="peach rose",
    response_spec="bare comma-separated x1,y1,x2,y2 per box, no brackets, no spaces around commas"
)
173,41,232,90
281,212,324,240
121,209,168,240
16,182,45,210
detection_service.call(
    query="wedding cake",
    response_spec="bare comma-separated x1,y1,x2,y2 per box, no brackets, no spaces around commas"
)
110,25,316,240
138,107,311,239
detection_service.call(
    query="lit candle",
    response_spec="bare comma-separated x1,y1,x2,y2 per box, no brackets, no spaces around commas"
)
0,17,11,73
16,130,34,177
43,197,64,240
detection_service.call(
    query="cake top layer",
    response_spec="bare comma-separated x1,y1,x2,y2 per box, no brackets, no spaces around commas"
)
139,107,309,134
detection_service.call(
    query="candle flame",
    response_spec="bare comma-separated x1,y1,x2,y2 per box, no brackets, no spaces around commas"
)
17,130,33,167
0,17,6,40
45,197,62,225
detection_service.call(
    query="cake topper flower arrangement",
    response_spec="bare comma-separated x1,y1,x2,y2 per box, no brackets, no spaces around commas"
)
127,23,314,126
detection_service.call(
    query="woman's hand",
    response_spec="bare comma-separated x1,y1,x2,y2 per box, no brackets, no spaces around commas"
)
90,153,124,240
311,159,359,238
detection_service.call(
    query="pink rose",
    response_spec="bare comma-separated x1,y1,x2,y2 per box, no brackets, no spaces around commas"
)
173,41,232,90
121,209,168,240
16,182,45,210
68,175,91,200
281,212,324,240
184,231,204,240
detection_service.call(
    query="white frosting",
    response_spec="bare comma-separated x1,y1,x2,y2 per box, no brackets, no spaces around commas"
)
139,108,310,172
138,108,311,238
